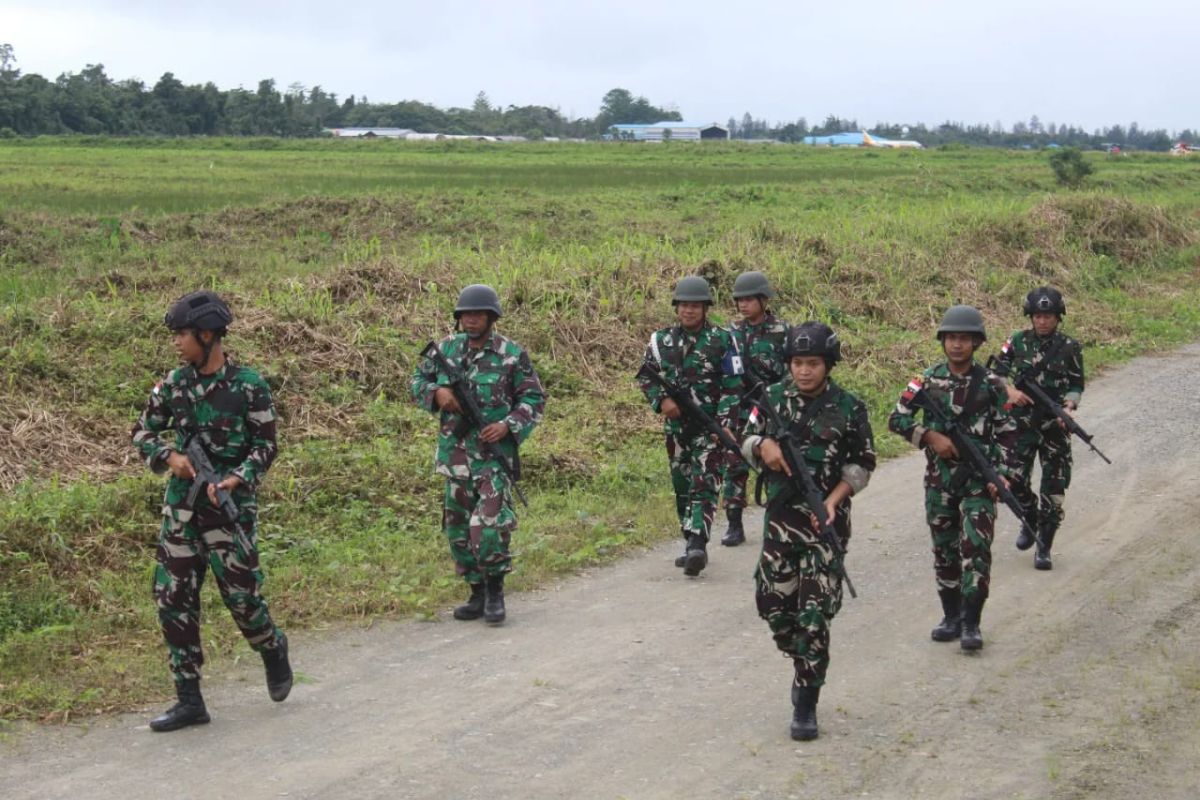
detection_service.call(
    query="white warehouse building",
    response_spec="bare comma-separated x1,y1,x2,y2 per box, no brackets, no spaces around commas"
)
610,121,729,142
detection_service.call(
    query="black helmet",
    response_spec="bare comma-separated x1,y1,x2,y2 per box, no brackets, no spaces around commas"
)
1023,286,1066,317
936,305,987,341
454,284,502,318
786,321,841,365
732,271,774,299
671,276,713,305
165,290,233,332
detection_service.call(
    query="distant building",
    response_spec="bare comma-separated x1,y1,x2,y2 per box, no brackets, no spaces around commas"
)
803,131,922,148
610,121,730,142
324,127,414,139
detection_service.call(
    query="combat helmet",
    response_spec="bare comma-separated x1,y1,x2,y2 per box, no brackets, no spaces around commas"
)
732,271,774,299
164,290,233,332
1023,286,1066,317
454,284,502,318
936,305,987,342
786,321,841,366
671,276,713,305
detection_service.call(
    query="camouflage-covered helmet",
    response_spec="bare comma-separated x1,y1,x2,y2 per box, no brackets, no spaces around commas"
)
732,271,774,299
936,304,987,341
1023,286,1066,317
671,275,713,305
454,284,502,318
786,321,841,365
164,290,233,332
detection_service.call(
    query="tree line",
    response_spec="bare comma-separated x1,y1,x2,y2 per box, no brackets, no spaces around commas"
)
0,45,1193,149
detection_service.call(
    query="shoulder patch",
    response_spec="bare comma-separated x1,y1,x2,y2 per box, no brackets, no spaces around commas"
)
901,376,924,403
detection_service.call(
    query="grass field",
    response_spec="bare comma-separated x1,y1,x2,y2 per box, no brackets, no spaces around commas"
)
2,139,1199,722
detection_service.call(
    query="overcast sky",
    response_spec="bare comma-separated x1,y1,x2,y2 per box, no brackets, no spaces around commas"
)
5,1,1197,132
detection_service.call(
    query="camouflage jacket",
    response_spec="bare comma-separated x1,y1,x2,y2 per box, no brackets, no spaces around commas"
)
728,313,790,429
130,356,278,501
888,361,1019,491
411,331,545,480
741,378,876,513
638,321,741,437
991,329,1085,419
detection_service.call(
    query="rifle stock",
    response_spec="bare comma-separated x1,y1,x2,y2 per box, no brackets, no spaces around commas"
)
1013,374,1112,465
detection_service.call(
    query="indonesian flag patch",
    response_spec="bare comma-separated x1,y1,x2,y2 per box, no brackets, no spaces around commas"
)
1001,337,1013,355
747,405,761,427
901,376,924,403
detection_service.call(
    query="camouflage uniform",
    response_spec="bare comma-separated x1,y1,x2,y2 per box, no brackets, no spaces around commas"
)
411,331,545,583
888,363,1019,602
991,329,1085,537
741,378,875,687
638,322,741,544
723,314,790,511
131,356,285,684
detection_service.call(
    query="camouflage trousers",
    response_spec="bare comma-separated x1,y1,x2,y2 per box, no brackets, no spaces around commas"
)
755,502,849,688
925,484,995,602
443,472,516,584
154,499,282,684
1008,419,1072,532
666,430,722,542
721,449,749,509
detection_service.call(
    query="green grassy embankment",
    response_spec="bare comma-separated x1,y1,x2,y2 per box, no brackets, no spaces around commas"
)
2,140,1199,722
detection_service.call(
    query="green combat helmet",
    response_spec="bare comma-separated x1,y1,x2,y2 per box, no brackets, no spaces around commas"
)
164,290,233,332
936,305,987,341
732,271,774,299
454,284,502,318
672,275,713,305
787,321,841,366
1023,286,1066,317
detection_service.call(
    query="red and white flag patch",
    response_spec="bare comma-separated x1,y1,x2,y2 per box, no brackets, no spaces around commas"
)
900,376,924,403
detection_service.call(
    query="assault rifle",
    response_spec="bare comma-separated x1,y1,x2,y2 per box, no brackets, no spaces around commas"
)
749,396,857,598
1001,362,1112,465
908,387,1041,549
183,436,248,530
420,341,527,507
637,361,753,471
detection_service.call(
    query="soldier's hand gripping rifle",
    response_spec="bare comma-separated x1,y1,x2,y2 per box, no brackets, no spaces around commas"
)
749,397,857,598
183,437,248,532
636,361,755,472
420,342,528,507
908,388,1041,548
1007,366,1112,465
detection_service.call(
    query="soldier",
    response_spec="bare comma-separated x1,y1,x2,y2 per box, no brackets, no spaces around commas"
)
888,306,1018,651
411,284,545,625
990,287,1085,570
720,271,790,547
741,322,875,741
131,290,292,732
637,276,741,576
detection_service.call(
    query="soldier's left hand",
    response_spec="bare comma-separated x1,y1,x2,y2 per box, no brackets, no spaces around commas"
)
986,476,1009,501
480,421,510,443
207,475,243,504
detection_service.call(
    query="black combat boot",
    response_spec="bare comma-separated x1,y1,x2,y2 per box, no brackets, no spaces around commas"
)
1034,521,1057,571
483,574,506,625
453,582,486,620
262,634,293,702
930,587,962,642
790,684,820,741
674,534,689,568
149,678,211,732
720,506,746,546
1015,504,1039,551
960,595,985,651
682,534,708,576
